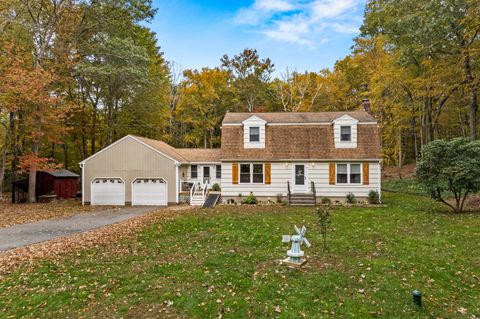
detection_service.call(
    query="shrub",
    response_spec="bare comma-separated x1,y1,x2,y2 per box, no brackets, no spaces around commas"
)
211,183,221,191
346,192,356,204
321,197,331,205
242,192,258,205
368,190,380,204
315,206,332,251
276,194,283,203
416,138,480,213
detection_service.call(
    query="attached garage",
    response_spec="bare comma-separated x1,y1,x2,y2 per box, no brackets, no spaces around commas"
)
132,178,167,206
91,178,125,205
81,135,185,206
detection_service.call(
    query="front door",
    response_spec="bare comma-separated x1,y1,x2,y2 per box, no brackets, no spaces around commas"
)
203,166,210,184
292,164,308,193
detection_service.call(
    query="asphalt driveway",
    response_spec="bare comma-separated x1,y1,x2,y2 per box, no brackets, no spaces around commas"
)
0,206,158,251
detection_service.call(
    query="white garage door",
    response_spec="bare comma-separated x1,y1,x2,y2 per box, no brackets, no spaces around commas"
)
132,178,167,206
91,178,125,205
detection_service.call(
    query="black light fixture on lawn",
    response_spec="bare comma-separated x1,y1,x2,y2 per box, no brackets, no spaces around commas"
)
412,290,422,307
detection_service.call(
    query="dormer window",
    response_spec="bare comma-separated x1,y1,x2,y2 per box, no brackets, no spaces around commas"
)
340,126,351,141
249,127,260,142
333,115,358,149
242,115,266,149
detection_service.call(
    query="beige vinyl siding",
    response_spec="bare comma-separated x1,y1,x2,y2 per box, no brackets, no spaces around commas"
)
221,161,381,199
83,136,177,204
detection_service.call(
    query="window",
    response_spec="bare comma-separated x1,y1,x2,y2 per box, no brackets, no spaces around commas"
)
216,165,221,179
249,127,260,142
350,164,361,184
239,163,264,184
336,163,362,184
337,164,348,184
340,126,351,141
240,164,251,183
191,165,198,179
252,164,263,183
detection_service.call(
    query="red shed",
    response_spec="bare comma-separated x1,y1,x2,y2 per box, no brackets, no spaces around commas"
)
37,170,79,199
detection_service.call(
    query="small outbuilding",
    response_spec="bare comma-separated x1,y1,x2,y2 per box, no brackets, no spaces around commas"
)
37,170,79,199
12,169,79,203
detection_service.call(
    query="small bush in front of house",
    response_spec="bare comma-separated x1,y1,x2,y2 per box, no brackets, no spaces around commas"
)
368,190,380,204
242,192,258,205
211,183,221,191
346,192,356,204
276,194,283,203
321,197,331,205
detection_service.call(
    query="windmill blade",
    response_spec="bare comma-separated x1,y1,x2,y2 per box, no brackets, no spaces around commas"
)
303,237,311,248
301,226,306,236
294,225,301,235
282,235,291,243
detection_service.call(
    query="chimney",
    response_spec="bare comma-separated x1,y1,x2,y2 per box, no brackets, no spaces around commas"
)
362,98,371,114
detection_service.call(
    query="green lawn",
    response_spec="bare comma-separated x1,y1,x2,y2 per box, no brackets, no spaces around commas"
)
1,193,479,318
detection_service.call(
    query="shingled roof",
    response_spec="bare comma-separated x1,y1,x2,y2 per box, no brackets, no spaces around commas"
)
222,111,377,124
220,111,382,161
133,135,221,163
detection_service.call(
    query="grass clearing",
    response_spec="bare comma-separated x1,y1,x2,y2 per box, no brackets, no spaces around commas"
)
0,193,479,318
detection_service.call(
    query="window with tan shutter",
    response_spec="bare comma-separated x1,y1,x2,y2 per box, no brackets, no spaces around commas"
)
232,163,238,184
329,162,336,185
265,163,271,184
363,162,369,185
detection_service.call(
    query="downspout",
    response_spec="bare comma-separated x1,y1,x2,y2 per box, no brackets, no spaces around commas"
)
80,162,85,205
175,162,180,204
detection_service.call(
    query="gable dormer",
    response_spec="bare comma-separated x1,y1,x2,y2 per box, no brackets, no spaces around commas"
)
242,115,266,149
332,114,358,148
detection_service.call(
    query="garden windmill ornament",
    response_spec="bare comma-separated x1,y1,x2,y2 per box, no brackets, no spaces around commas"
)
281,225,311,266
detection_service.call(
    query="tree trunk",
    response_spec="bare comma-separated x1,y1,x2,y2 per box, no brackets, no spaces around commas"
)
28,137,40,203
463,50,478,140
0,112,15,197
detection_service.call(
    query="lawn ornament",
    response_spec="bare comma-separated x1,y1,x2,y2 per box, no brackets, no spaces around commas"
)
281,225,311,266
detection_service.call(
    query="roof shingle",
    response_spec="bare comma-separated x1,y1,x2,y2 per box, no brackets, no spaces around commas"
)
222,111,377,124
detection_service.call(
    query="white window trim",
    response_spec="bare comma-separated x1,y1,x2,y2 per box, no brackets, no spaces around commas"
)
336,163,362,185
239,163,265,184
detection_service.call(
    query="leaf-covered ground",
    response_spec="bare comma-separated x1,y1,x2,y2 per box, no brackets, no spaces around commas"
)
0,193,479,318
0,199,103,228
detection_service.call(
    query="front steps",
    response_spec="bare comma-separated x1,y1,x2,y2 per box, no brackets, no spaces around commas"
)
289,193,316,206
190,192,205,206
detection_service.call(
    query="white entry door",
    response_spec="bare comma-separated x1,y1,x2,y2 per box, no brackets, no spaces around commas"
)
132,178,167,206
91,178,125,205
292,164,308,193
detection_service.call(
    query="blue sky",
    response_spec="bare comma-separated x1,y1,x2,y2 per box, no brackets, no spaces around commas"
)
149,0,367,76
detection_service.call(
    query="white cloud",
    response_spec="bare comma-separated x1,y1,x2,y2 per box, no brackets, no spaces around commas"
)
235,0,364,45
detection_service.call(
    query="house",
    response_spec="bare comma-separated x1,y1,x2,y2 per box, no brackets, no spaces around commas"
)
80,109,382,206
12,169,79,203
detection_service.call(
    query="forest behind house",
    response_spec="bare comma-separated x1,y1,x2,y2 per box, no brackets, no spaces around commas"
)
0,0,478,202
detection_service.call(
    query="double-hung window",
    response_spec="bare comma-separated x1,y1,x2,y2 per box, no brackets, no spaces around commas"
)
249,127,260,142
216,165,221,179
336,163,361,184
191,165,198,179
239,163,264,184
340,126,351,141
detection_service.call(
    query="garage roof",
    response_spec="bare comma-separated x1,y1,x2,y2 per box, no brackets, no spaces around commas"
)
133,136,221,163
